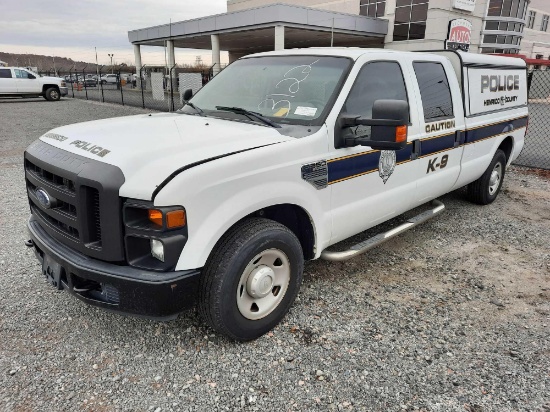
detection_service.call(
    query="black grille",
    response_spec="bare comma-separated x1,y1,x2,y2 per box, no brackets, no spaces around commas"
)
25,159,75,193
25,140,126,262
30,205,79,239
91,189,102,243
26,159,80,243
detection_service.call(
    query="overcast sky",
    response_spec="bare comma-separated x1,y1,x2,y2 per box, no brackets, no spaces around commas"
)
0,0,228,66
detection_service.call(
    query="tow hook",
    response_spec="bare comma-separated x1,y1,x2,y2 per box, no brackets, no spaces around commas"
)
24,239,34,248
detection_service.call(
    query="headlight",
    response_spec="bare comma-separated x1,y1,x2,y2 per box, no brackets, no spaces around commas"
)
150,239,165,262
123,200,188,271
61,81,66,87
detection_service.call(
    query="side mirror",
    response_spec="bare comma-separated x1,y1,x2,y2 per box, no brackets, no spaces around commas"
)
183,88,193,102
340,99,409,151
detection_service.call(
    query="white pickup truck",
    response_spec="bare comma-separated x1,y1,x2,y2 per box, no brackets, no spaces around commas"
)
24,48,528,340
0,67,68,100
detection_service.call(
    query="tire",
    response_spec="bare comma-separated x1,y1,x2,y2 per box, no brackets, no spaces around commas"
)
44,87,60,101
467,149,507,205
198,218,304,341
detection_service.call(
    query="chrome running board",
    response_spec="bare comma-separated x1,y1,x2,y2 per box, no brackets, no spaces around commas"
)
320,200,445,262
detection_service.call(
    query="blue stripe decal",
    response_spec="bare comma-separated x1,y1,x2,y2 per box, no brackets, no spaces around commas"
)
465,116,527,144
327,144,412,184
326,116,527,185
420,133,455,157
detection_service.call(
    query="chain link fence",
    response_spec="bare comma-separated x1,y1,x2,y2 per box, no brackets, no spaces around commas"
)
513,69,550,170
38,65,218,113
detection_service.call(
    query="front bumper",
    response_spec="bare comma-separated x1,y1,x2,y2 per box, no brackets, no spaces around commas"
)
59,87,68,96
27,216,201,320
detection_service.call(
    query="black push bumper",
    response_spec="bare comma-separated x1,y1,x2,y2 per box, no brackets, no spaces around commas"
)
27,216,201,320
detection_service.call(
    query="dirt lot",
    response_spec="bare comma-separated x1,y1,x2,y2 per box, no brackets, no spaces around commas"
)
0,98,549,412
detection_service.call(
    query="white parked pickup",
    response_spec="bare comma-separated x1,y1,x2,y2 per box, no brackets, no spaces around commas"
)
0,67,68,100
24,48,528,340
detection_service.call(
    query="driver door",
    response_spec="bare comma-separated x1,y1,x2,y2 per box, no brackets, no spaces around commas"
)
327,57,422,244
14,69,40,93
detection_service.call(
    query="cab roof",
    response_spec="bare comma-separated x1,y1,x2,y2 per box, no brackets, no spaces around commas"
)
245,47,527,67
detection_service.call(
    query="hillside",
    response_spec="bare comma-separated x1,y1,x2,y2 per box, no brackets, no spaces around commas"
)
0,52,132,72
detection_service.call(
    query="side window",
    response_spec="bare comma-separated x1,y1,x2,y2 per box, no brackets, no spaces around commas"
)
0,69,12,78
14,69,27,79
413,62,454,120
343,61,408,136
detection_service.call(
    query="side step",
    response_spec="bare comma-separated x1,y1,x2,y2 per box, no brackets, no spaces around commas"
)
320,200,445,262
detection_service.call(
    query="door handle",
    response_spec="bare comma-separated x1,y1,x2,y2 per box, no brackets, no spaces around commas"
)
454,130,465,147
411,139,421,160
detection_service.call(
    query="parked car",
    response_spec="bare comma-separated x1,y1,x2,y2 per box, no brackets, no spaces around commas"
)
24,48,528,340
83,78,97,87
100,74,118,84
0,67,68,100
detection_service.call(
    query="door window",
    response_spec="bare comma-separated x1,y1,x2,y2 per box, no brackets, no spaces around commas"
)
413,62,454,120
0,69,12,78
342,61,408,137
14,69,35,79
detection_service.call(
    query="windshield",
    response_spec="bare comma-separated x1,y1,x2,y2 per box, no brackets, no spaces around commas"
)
182,55,351,126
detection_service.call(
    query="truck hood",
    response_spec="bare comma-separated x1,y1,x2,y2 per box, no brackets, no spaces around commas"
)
39,113,292,200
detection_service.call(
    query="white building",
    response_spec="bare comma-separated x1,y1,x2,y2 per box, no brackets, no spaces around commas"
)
128,0,550,69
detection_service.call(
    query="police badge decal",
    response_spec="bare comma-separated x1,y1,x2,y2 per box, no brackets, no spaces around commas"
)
378,150,396,184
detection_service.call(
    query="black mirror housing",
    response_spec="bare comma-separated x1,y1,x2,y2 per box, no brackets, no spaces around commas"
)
339,99,409,151
183,89,193,101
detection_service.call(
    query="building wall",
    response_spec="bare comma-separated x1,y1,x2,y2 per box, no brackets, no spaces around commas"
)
520,4,550,59
226,0,550,57
384,0,488,53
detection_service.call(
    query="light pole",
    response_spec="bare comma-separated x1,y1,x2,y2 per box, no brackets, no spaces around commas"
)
108,53,114,73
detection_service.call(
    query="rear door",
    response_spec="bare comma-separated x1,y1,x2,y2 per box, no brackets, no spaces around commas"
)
410,59,465,204
14,69,41,93
0,68,17,93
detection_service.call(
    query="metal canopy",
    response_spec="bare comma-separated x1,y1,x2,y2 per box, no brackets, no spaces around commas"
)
128,4,388,53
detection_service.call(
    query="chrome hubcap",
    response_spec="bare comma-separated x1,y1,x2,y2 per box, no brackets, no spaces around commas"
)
488,163,502,195
237,249,290,320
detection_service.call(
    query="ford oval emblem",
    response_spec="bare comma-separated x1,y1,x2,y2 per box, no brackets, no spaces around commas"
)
35,188,52,209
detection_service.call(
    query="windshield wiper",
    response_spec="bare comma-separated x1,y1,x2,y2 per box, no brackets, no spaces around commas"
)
186,102,205,116
215,106,280,128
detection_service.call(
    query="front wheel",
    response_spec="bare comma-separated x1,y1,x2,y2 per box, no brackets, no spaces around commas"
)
44,87,60,101
467,149,507,205
198,218,304,341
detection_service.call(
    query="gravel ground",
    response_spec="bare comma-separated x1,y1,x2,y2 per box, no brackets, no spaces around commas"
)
0,98,549,412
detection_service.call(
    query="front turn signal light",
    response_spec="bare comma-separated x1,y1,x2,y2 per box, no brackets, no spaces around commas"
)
395,125,408,143
148,209,163,226
166,210,186,228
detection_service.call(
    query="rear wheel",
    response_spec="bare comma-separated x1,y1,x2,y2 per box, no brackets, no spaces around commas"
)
44,87,60,101
198,218,304,341
467,149,507,205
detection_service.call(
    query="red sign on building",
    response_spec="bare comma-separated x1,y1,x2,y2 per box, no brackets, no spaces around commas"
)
445,19,472,52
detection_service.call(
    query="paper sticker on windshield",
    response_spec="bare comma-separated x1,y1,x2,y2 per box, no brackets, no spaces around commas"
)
294,106,317,117
273,107,290,117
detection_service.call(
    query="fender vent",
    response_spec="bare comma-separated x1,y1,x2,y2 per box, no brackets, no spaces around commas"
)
301,160,328,190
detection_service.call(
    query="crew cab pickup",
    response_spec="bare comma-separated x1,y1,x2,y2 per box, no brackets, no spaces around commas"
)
0,67,68,100
24,48,528,340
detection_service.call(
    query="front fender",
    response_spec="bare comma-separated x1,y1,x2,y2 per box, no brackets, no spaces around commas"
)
173,180,328,270
153,134,331,270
